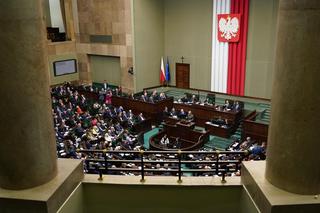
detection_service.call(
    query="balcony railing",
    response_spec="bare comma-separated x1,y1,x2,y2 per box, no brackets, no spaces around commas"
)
77,149,248,183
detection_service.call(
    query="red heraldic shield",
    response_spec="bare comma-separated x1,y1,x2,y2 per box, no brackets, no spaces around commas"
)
217,14,241,42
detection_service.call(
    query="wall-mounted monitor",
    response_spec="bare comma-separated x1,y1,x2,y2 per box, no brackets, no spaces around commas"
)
53,59,77,76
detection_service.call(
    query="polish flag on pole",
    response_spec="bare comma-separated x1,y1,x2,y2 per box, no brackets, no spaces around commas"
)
160,57,166,84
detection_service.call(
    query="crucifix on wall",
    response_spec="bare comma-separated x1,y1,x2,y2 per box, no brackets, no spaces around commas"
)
180,56,185,63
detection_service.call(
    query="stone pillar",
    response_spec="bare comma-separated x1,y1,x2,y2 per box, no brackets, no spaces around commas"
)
0,0,57,189
265,0,320,195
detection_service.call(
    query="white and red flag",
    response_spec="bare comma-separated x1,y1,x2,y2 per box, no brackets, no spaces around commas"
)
211,0,249,96
160,57,166,84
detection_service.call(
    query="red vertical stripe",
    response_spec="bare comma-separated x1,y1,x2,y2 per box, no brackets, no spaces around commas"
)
236,0,243,94
227,0,249,96
227,0,234,94
234,0,240,94
240,0,249,95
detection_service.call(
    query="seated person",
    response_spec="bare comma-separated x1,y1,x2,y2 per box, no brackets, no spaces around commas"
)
104,91,112,105
98,88,106,102
224,100,233,110
191,94,199,104
160,134,170,146
170,107,177,117
74,122,85,138
127,110,134,120
178,109,187,119
137,113,145,122
211,116,226,126
143,89,148,97
118,86,122,96
159,92,167,100
121,110,129,121
221,119,230,128
104,131,113,143
103,80,108,90
165,137,170,146
140,94,147,102
129,93,135,99
173,137,181,149
163,106,170,118
234,101,242,111
215,105,223,111
114,122,123,133
180,93,191,103
148,95,155,103
203,97,210,105
186,110,194,121
250,142,265,156
240,137,253,150
150,90,159,101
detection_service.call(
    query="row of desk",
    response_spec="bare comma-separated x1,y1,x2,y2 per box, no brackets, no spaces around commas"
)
173,102,242,127
78,90,243,138
164,116,233,138
112,96,242,126
111,96,174,122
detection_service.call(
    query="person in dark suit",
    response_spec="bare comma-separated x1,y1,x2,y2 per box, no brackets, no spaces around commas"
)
103,80,108,90
149,96,155,103
191,95,199,103
180,95,188,103
150,90,159,102
178,109,187,119
234,101,241,111
212,116,225,126
224,100,233,110
122,110,129,121
74,123,85,138
186,111,194,121
170,107,177,117
163,106,170,119
137,113,145,122
140,94,147,102
129,93,135,99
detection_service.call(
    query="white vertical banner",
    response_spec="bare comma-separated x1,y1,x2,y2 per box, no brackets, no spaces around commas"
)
211,0,230,93
49,0,65,32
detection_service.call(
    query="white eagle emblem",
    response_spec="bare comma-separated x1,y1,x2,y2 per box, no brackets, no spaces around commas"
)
219,16,239,40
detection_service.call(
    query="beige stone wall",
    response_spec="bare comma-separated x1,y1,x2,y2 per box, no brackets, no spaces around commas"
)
75,0,134,92
132,0,165,92
63,0,76,41
47,41,79,85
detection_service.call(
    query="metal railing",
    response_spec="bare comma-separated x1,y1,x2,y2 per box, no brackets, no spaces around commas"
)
77,149,248,183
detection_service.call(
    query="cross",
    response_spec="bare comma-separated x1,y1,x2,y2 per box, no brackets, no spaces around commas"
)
181,56,185,63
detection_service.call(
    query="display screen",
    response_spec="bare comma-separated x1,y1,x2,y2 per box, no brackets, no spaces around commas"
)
53,59,77,76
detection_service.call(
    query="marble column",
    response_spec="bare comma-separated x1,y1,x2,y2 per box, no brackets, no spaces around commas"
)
265,0,320,194
0,0,57,189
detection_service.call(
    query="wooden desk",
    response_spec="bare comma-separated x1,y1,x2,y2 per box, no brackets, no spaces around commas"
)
150,124,209,151
112,96,174,123
243,111,269,143
173,102,242,127
164,116,180,125
130,118,152,134
77,89,174,124
177,120,195,130
78,89,99,100
205,122,232,138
